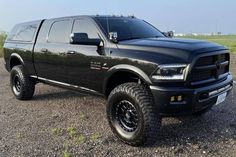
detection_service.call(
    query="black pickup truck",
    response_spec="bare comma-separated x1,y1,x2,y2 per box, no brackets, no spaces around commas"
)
3,15,233,146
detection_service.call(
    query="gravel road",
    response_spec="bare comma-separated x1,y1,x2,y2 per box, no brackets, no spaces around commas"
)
0,58,236,157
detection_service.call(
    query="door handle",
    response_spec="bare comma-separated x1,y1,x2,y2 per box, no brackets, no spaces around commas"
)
67,50,76,55
41,48,48,52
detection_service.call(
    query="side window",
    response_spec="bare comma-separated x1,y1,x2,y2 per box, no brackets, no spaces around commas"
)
72,19,99,39
8,24,37,42
48,20,71,43
7,25,19,41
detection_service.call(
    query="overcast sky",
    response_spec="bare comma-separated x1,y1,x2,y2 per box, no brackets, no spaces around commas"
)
0,0,236,34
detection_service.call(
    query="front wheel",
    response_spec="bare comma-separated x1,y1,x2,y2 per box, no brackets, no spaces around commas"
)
10,65,35,100
107,82,162,146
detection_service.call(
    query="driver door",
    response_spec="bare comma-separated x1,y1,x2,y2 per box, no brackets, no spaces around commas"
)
65,18,106,91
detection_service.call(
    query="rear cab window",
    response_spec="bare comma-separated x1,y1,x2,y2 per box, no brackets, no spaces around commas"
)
7,21,40,42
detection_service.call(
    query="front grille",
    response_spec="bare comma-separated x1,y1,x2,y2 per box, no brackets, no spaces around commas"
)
189,53,229,86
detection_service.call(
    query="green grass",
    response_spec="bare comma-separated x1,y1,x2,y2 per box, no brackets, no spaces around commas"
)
177,35,236,53
51,128,63,136
63,149,72,157
16,133,24,139
75,134,86,144
62,143,71,157
67,127,77,138
90,133,101,142
0,32,7,58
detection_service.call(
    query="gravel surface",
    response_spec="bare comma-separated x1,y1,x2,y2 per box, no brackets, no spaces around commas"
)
0,58,236,157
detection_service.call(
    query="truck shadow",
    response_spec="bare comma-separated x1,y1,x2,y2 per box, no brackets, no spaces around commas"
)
32,90,86,101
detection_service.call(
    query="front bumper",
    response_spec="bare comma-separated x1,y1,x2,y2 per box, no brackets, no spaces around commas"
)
150,74,233,116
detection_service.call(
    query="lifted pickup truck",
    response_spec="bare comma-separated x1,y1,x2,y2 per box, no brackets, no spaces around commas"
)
3,15,233,146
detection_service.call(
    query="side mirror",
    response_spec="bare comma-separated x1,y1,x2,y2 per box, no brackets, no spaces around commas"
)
163,31,174,38
70,33,102,46
109,32,118,43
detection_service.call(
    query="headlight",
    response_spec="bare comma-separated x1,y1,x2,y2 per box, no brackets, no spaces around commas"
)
152,64,187,80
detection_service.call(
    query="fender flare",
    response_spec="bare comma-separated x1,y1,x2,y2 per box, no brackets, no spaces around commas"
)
103,64,152,94
9,53,24,68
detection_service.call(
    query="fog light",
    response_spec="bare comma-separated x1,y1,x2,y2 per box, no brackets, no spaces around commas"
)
177,96,182,101
171,96,175,102
170,95,184,103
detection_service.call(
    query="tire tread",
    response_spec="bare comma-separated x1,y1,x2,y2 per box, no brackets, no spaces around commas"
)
10,65,35,100
108,82,161,146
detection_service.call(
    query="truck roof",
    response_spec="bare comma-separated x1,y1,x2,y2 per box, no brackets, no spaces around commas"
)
11,15,136,27
7,15,138,43
45,15,136,21
13,20,44,27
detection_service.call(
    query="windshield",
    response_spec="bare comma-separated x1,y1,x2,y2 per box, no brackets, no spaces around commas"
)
95,17,165,41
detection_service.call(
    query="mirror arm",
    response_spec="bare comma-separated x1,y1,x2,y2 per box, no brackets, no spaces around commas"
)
97,45,105,55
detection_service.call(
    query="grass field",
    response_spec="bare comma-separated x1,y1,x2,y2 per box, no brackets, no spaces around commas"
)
177,35,236,53
0,33,7,58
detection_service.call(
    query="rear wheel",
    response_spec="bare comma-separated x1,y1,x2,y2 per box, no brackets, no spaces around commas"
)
10,65,35,100
107,82,161,146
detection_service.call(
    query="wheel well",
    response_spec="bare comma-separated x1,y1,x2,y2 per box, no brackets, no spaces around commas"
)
10,57,22,69
105,71,144,97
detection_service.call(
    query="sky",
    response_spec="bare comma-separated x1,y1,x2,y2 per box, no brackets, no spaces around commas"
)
0,0,236,34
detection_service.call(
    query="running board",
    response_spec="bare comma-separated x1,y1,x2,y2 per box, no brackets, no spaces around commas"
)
30,75,103,96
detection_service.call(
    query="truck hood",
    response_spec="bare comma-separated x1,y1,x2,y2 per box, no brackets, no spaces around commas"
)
117,38,227,64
